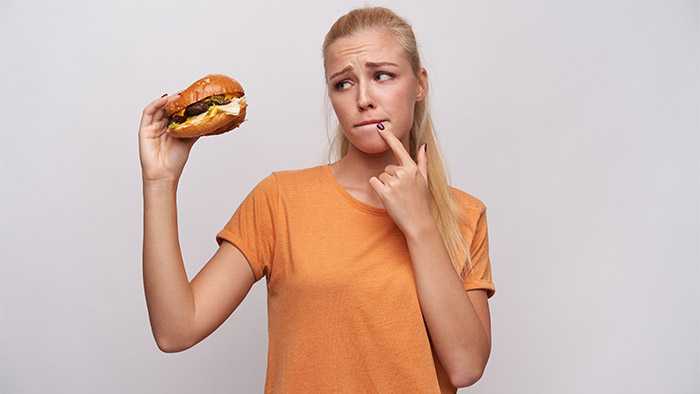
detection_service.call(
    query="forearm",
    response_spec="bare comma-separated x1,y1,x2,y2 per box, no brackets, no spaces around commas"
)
142,180,194,351
405,220,490,383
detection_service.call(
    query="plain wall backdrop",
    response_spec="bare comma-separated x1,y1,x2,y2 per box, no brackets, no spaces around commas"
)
1,0,698,393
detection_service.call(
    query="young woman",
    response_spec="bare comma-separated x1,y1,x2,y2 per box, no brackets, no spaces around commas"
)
139,6,495,393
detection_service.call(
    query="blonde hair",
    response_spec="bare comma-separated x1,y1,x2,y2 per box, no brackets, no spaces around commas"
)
322,6,473,279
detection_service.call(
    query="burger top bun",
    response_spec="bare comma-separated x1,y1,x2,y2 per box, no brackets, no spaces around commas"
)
164,74,245,117
164,74,248,139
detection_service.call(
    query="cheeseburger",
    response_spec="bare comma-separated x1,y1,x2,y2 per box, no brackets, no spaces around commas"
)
164,74,248,138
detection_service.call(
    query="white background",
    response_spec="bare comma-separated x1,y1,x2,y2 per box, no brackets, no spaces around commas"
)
1,0,698,393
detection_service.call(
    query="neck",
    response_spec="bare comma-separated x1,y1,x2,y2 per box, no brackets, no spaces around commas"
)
331,137,410,192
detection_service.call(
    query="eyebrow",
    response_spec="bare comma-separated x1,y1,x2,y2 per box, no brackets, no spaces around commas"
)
328,62,399,82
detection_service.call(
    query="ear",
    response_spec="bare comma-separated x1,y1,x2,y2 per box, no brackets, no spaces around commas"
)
416,67,428,101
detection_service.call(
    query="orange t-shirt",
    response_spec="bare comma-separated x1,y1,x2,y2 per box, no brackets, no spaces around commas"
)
216,164,496,393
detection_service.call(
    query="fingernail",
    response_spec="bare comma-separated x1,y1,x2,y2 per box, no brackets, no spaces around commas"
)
377,122,385,131
161,93,168,97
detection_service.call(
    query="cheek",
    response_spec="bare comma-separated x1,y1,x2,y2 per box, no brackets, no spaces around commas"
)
385,84,414,111
329,95,350,120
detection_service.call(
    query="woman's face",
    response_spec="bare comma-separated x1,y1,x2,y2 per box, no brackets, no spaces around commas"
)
325,28,427,153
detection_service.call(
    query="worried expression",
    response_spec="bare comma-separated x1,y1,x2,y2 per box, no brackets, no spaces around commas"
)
325,28,427,152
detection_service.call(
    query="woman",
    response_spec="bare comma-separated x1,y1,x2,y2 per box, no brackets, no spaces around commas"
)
139,6,495,393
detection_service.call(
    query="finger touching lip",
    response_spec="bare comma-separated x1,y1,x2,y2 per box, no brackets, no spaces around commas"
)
355,120,388,128
356,122,379,128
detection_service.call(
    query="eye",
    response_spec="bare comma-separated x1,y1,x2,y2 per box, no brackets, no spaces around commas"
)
375,71,394,81
334,80,351,91
333,71,394,91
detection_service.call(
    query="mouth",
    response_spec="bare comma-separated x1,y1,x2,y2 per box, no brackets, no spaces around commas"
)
354,119,387,127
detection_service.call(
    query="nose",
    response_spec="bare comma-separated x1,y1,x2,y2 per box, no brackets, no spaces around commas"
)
356,80,375,111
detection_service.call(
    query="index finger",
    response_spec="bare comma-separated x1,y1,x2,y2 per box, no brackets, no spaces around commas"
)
377,122,414,166
140,94,179,128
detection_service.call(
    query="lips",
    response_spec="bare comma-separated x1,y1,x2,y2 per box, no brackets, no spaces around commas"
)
354,119,386,127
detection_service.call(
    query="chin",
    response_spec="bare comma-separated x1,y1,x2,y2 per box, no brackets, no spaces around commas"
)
349,139,390,156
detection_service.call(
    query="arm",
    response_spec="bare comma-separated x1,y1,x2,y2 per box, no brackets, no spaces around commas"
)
142,180,195,352
142,180,256,352
405,221,492,388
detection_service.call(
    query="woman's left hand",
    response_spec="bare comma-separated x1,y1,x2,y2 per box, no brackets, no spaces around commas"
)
369,122,434,238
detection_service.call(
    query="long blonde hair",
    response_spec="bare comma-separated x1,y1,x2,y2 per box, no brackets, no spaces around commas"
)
322,6,474,279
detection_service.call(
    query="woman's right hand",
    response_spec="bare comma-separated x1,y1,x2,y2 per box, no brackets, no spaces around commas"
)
138,94,200,184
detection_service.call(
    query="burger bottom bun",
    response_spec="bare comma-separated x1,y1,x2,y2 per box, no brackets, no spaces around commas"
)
167,105,247,139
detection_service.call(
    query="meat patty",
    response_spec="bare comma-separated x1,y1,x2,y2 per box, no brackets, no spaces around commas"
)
170,94,235,123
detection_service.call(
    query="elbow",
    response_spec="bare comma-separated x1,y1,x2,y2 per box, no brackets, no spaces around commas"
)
450,339,491,388
450,368,484,389
155,336,190,353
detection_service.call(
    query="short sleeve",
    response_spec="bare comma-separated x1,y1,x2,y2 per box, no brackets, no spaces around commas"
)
215,173,279,283
463,206,496,299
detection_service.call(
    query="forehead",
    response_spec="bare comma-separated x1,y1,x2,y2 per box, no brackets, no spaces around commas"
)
325,29,406,70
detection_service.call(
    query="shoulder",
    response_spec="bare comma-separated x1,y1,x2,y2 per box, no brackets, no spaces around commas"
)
271,164,320,180
448,185,488,232
270,165,330,184
448,185,487,212
270,164,326,191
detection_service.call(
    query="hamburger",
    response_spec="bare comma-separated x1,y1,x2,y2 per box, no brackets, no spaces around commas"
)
164,74,248,138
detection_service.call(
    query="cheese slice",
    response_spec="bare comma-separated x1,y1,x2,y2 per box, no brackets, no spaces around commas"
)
169,97,246,130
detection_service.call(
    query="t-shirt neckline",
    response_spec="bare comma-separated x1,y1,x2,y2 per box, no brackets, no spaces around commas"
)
321,164,389,216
